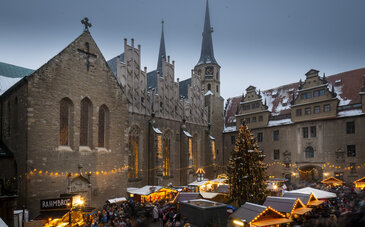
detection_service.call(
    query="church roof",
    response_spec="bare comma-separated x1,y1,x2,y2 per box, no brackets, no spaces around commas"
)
107,53,124,76
179,78,191,99
224,67,365,129
197,0,218,66
0,62,34,78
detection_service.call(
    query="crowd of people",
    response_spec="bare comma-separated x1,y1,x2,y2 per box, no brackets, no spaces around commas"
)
82,199,182,227
290,183,365,227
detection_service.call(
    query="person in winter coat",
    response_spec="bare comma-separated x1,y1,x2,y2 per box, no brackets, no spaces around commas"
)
153,205,159,222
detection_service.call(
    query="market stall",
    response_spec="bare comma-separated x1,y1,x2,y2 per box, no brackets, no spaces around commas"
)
283,192,324,207
230,202,292,227
127,186,177,203
287,187,337,199
354,177,365,189
263,196,312,217
321,177,344,186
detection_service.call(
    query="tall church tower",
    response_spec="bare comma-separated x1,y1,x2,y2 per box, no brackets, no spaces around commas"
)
194,0,224,175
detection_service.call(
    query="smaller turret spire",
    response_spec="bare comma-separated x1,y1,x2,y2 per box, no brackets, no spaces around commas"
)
157,19,166,74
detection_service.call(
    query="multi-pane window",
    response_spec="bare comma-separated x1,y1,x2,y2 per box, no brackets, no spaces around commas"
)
273,130,279,141
243,104,250,110
307,92,312,99
273,149,280,160
347,145,356,157
335,172,344,180
231,136,236,145
252,117,257,122
305,107,311,115
163,134,171,177
314,106,320,114
319,89,325,96
324,104,330,112
296,109,302,116
314,90,319,97
246,118,250,123
301,93,306,100
258,115,263,122
305,146,314,158
207,84,211,91
310,126,316,137
302,127,308,138
252,103,259,109
257,132,263,143
346,122,355,134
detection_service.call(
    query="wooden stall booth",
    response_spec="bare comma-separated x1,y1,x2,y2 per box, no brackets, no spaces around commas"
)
354,177,365,189
321,177,344,186
263,196,312,218
127,186,177,204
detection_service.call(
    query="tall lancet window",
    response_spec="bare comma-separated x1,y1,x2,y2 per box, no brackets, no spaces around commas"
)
7,101,11,136
163,132,171,177
13,97,18,133
192,134,198,168
211,140,216,161
128,126,139,179
80,98,92,147
98,105,109,148
60,98,73,146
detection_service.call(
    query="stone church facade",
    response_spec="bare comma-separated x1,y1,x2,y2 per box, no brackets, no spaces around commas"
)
224,68,365,184
0,2,224,218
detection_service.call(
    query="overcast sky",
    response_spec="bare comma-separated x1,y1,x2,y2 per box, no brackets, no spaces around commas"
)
1,0,365,100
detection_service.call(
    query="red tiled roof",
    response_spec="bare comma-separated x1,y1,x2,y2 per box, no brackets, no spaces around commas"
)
224,68,365,126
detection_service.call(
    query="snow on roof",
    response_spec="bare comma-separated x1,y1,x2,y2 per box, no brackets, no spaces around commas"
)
0,75,22,95
224,68,365,126
267,118,293,127
183,130,192,137
223,125,237,133
337,109,364,118
204,90,213,96
127,186,164,195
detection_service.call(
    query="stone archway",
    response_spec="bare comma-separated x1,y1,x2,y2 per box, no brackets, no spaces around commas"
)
298,165,323,183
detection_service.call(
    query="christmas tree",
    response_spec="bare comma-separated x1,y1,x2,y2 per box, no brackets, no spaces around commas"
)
227,122,267,206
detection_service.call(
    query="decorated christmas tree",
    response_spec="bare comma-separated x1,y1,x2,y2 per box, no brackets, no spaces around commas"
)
227,122,267,206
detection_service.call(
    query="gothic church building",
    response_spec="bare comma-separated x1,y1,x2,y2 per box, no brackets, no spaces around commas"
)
0,2,223,217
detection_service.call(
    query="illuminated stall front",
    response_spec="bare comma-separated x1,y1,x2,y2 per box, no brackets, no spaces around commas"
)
354,177,365,189
127,186,177,204
321,177,344,186
230,202,293,227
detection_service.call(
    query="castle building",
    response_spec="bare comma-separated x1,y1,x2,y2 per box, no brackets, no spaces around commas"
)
223,68,365,183
0,1,223,218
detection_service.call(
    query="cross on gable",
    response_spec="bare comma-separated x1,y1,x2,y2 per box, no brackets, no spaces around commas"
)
81,17,92,31
78,42,97,71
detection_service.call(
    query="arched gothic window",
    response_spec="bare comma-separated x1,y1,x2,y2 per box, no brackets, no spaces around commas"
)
163,132,171,177
98,105,109,148
80,98,92,146
192,134,198,168
128,126,139,179
60,98,73,146
305,146,314,158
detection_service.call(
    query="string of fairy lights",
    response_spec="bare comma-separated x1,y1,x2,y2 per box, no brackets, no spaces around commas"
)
4,160,364,185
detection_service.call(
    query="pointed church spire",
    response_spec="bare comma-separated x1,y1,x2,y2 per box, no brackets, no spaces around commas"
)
197,0,218,66
157,19,166,74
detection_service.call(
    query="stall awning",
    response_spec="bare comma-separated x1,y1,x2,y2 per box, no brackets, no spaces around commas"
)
152,127,162,134
308,200,324,206
188,179,209,186
183,130,192,137
252,218,293,227
34,210,68,220
292,207,312,215
209,135,215,140
200,192,220,199
107,197,127,203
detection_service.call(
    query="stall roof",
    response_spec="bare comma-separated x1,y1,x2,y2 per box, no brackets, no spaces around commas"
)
127,186,164,196
283,192,323,206
321,177,344,185
172,192,199,203
107,197,127,203
354,176,365,183
252,218,293,227
288,187,337,199
263,196,301,214
215,185,229,193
